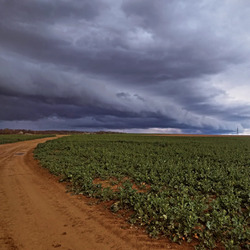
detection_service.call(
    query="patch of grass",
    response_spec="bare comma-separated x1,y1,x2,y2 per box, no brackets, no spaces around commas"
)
0,134,55,145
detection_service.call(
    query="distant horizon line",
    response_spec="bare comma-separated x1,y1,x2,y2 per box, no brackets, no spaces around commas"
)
0,128,249,136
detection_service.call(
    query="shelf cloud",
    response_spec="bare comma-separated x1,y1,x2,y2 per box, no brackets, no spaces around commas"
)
1,0,250,134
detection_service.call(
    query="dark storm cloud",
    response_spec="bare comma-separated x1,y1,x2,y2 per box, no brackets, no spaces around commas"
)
0,0,250,133
0,0,103,22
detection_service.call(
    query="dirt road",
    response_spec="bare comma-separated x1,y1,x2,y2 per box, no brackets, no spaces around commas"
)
0,136,192,250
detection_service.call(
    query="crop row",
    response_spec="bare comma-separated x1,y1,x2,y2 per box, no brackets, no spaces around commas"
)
34,134,250,249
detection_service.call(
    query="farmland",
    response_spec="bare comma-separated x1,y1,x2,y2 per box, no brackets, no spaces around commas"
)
34,134,250,249
0,134,55,145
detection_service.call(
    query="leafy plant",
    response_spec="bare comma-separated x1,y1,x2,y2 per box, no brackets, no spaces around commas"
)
34,134,250,249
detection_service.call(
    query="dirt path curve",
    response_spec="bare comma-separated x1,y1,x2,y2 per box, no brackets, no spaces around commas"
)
0,136,192,250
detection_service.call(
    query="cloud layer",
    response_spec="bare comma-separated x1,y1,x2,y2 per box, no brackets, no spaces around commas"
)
1,0,250,134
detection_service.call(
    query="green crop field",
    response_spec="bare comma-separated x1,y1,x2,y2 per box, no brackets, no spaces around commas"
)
0,134,55,145
34,134,250,249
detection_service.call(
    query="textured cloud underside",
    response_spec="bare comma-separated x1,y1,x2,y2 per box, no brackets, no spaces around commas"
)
0,0,250,134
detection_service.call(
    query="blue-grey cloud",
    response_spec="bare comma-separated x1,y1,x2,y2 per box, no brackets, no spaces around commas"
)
0,0,250,134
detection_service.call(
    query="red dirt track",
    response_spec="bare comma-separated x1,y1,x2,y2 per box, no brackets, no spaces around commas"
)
0,136,193,250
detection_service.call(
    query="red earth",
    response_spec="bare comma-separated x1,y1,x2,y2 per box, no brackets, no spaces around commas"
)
0,136,196,250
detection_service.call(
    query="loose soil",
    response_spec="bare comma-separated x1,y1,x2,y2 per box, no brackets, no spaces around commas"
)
93,177,150,193
0,136,193,250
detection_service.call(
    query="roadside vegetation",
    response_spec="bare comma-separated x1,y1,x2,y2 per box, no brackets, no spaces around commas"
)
34,134,250,249
0,134,55,145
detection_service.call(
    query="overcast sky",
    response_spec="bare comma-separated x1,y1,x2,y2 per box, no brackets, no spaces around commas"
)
1,0,250,134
